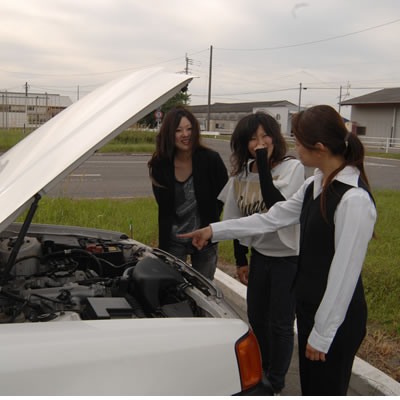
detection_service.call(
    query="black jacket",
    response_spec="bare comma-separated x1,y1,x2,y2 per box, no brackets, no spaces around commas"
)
151,146,228,251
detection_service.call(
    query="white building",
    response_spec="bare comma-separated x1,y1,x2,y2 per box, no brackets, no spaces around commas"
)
0,91,72,129
189,100,298,135
341,88,400,140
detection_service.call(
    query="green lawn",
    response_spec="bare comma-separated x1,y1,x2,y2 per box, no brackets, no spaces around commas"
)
4,126,400,336
17,189,400,339
1,127,399,160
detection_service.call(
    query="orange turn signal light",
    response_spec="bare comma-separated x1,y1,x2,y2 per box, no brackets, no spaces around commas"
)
235,329,262,391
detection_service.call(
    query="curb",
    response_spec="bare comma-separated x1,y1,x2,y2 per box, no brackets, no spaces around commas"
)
214,268,400,396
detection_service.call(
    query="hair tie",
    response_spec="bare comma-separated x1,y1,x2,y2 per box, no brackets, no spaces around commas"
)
344,131,351,148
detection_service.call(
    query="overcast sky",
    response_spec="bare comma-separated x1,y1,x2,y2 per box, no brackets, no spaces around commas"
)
1,0,400,119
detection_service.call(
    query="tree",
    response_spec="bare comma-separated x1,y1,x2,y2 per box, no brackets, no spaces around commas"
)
138,90,191,128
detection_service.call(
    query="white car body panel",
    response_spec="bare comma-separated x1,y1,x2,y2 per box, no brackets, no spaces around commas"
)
0,68,193,233
0,317,246,395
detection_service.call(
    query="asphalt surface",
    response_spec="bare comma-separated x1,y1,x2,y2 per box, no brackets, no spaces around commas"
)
47,138,400,198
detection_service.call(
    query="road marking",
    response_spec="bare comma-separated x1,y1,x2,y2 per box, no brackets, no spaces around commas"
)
365,162,396,168
87,161,147,164
70,174,101,177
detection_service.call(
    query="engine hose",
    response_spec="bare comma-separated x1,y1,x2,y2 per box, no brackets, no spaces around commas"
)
41,249,103,276
0,288,28,303
125,293,147,318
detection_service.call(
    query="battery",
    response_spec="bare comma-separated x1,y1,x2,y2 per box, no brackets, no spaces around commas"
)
84,297,136,319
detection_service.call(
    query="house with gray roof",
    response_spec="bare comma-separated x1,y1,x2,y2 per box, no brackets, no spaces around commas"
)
341,88,400,140
189,100,298,135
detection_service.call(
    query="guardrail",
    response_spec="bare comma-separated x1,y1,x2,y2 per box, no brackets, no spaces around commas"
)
283,135,400,154
200,131,221,138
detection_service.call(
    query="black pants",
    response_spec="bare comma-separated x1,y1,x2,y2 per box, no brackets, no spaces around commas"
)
296,297,367,396
247,250,297,393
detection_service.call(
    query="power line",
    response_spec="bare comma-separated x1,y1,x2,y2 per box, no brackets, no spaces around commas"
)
191,85,392,99
203,87,300,96
0,48,209,78
216,17,400,51
29,83,97,89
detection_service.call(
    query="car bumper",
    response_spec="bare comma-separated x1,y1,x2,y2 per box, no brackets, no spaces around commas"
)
235,381,273,396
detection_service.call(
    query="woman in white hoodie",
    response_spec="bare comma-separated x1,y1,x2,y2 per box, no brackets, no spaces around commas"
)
217,112,304,394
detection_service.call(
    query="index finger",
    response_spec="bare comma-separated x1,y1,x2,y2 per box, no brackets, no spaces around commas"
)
177,232,195,239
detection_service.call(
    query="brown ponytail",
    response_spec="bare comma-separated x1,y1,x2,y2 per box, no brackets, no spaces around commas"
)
292,105,372,220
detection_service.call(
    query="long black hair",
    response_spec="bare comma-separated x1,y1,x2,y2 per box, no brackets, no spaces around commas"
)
230,112,289,176
148,106,204,179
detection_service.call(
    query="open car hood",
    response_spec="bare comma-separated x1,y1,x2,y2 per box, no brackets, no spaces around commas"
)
0,68,193,233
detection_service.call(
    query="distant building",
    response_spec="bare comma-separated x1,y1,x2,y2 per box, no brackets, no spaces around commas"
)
189,100,298,135
0,91,72,129
341,88,400,140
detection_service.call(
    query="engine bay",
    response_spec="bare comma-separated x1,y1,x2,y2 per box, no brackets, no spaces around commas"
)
0,229,228,324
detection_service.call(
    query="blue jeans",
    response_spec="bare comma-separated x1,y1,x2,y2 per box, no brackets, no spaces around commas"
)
247,249,297,393
167,241,218,280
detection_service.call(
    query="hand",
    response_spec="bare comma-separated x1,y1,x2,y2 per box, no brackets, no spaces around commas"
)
177,226,213,250
305,343,326,362
237,266,249,285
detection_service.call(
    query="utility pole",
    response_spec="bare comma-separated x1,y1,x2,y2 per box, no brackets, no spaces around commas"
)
77,85,80,101
338,85,343,114
24,82,28,135
207,45,213,131
185,53,193,75
35,96,38,128
2,93,4,129
298,83,302,112
5,90,8,131
45,92,49,123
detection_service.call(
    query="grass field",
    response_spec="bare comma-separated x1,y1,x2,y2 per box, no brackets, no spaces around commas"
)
6,126,399,338
7,125,400,381
0,128,157,153
2,127,399,159
18,190,399,340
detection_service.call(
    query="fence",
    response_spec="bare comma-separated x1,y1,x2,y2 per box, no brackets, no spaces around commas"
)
358,136,400,153
283,135,400,154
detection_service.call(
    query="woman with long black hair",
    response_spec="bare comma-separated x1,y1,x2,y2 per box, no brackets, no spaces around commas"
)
148,106,228,280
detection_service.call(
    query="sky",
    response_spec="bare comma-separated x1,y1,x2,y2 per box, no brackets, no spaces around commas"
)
1,0,400,119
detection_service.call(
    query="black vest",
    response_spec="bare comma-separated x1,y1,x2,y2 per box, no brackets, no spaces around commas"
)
296,178,372,305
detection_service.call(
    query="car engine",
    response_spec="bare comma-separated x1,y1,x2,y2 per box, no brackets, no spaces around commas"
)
0,231,229,324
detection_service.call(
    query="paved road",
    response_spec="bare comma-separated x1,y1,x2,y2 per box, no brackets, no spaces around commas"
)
48,138,400,198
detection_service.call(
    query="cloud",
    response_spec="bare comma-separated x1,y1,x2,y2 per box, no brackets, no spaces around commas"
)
291,2,309,18
0,0,399,119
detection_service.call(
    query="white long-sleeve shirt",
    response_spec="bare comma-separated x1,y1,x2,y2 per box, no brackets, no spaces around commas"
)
211,166,377,353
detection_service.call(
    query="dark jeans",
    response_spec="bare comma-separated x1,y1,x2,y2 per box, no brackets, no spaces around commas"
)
167,241,218,280
247,250,297,393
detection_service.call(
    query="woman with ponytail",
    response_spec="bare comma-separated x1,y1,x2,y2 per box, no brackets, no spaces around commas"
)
179,105,377,396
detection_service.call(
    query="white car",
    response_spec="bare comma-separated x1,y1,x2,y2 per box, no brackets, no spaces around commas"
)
0,68,266,395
